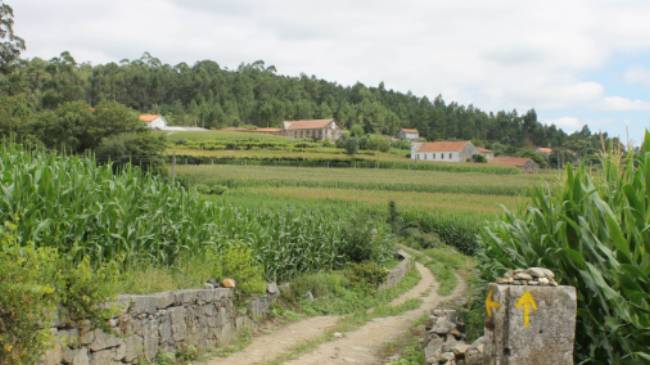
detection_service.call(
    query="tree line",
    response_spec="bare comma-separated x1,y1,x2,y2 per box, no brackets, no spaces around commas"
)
0,0,618,166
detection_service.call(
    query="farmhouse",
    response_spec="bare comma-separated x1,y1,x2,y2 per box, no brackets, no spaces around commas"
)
139,114,168,130
490,156,539,173
399,128,420,140
536,147,553,155
411,140,478,162
282,119,342,142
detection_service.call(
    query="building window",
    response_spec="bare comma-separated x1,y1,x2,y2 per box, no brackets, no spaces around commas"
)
441,153,444,160
449,153,452,159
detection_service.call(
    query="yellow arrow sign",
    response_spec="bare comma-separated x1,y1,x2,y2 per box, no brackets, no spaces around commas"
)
515,290,538,328
485,289,500,317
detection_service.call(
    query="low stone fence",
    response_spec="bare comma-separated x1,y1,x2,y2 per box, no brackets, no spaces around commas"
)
42,288,261,365
379,251,411,290
42,253,412,365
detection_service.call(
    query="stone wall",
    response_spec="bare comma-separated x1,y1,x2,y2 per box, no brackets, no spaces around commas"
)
42,288,260,365
42,254,412,365
379,251,411,290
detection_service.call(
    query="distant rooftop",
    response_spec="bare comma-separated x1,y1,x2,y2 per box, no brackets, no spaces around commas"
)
416,140,471,153
283,119,335,130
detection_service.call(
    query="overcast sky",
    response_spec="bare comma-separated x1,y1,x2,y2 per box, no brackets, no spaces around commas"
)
12,0,650,143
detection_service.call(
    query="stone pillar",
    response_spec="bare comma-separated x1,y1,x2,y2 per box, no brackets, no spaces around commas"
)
484,268,577,365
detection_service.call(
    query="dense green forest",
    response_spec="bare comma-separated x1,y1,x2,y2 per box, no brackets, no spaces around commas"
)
0,1,619,164
0,52,619,158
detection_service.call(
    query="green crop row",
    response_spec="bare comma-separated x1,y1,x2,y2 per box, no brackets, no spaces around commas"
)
0,143,393,282
169,154,521,174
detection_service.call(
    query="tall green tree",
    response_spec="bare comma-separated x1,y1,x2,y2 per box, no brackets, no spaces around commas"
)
0,1,24,73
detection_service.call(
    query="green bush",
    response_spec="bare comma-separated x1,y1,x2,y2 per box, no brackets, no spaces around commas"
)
0,222,58,365
346,261,388,288
95,132,166,173
56,258,117,330
341,215,393,263
478,132,650,364
221,245,266,295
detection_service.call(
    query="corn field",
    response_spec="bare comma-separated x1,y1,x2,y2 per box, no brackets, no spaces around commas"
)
0,143,392,281
478,132,650,364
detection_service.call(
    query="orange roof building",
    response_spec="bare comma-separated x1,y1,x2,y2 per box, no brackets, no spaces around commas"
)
138,114,167,129
281,119,342,142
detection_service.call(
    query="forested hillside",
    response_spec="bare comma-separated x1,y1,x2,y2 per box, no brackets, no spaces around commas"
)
1,52,616,158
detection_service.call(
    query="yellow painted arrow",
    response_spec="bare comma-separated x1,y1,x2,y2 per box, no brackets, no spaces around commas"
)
515,290,538,328
485,289,500,317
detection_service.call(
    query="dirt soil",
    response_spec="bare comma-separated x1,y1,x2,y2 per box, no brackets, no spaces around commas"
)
203,261,466,365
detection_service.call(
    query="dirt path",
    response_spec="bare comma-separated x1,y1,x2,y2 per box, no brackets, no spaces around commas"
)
203,261,465,365
203,315,339,365
283,263,466,365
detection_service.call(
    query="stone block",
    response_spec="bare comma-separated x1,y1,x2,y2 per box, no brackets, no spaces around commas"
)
64,348,89,365
158,312,173,345
248,295,272,318
89,329,122,352
123,335,143,363
142,318,159,362
175,289,204,305
169,307,187,342
235,316,253,330
90,349,122,365
484,283,577,365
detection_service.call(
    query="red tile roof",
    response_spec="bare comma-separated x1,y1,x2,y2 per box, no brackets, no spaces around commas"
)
536,147,553,154
490,156,536,167
138,114,161,123
401,128,419,133
478,147,493,153
416,141,471,153
283,119,335,130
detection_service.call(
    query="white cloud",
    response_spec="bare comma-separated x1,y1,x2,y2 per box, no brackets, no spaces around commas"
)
624,68,650,87
603,96,650,111
543,117,585,133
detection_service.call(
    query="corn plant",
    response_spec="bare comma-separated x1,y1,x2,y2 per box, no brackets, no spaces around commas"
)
478,132,650,364
0,142,393,282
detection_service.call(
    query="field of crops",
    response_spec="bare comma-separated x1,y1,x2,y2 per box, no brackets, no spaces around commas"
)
162,130,520,174
176,164,558,196
0,143,393,282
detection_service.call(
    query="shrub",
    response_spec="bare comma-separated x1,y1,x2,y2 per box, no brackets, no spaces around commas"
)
346,261,388,288
0,222,58,365
95,132,166,173
478,132,650,363
56,258,118,330
221,245,266,295
471,154,486,163
341,215,393,263
343,137,359,155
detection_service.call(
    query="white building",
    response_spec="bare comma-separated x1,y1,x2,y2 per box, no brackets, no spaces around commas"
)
399,128,420,140
411,140,478,162
139,114,168,130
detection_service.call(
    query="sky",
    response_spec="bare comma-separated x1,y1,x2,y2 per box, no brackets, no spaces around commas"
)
11,0,650,144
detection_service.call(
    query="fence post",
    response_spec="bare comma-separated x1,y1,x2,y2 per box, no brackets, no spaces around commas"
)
171,154,176,183
484,268,577,365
